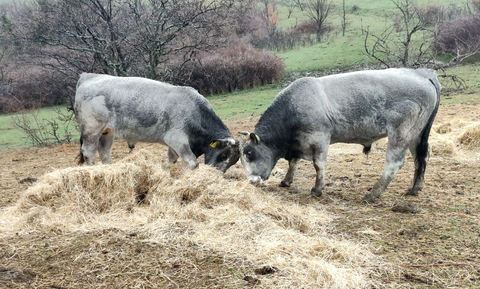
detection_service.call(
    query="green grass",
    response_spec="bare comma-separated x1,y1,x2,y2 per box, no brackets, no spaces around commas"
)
0,0,477,151
208,86,281,121
277,33,371,72
0,113,20,149
438,65,480,105
276,0,461,72
0,106,79,151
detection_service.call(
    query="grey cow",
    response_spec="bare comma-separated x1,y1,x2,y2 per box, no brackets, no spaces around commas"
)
239,68,441,201
75,73,240,172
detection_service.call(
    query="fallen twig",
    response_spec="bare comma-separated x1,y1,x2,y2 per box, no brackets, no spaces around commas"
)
402,263,470,267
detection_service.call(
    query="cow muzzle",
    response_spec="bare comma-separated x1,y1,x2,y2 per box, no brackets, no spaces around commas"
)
247,175,263,184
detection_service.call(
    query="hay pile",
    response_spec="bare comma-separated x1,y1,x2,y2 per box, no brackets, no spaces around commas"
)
370,119,480,157
457,122,480,148
431,119,480,153
429,130,456,156
0,149,376,288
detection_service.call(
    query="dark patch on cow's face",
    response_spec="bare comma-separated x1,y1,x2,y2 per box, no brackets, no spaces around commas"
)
204,139,240,173
240,141,277,182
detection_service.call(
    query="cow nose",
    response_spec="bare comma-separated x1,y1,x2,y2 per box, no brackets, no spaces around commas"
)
247,175,263,184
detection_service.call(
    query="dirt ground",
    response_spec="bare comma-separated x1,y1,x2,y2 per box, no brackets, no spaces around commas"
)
1,104,480,288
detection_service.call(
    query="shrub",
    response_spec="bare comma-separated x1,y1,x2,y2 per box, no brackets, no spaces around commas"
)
434,14,480,62
295,21,335,35
295,21,317,34
174,44,284,95
418,4,445,25
0,64,75,113
472,0,480,13
252,28,316,51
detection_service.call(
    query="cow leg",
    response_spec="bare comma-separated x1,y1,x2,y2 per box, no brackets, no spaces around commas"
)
127,140,136,153
98,130,114,164
167,147,179,164
165,130,198,170
363,143,407,202
405,142,426,196
310,144,329,197
280,158,300,187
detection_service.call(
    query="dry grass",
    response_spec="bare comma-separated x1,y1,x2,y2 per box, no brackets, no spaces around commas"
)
1,105,480,288
429,131,456,156
1,149,378,288
457,122,480,148
434,119,469,134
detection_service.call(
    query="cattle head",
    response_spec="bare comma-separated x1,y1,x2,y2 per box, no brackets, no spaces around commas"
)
238,131,277,184
204,138,240,173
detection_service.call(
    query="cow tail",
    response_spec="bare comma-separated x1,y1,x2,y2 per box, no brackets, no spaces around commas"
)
76,135,85,165
413,78,440,187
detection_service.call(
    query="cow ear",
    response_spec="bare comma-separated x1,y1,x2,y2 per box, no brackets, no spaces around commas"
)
250,133,260,144
211,139,236,149
210,140,220,148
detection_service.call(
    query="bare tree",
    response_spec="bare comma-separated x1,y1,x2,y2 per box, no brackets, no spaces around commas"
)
279,0,297,18
364,0,436,67
1,0,234,79
340,0,349,36
127,0,234,80
392,0,429,66
302,0,334,41
293,0,304,11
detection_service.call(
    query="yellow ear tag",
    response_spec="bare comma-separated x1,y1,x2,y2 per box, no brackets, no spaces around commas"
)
210,141,217,148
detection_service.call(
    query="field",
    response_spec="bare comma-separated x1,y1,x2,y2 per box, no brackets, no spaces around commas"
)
1,102,480,288
1,0,480,288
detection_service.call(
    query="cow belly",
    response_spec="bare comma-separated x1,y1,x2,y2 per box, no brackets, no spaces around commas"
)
331,129,388,144
115,126,167,145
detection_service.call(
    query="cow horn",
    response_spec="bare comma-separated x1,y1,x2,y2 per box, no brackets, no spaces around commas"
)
238,131,251,140
227,138,237,146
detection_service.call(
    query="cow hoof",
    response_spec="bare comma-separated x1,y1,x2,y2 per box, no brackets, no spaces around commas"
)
404,188,420,196
279,181,291,187
362,193,378,203
310,187,322,197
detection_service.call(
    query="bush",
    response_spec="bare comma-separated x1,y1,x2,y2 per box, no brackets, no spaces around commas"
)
295,21,317,34
0,66,75,113
174,44,284,95
251,28,316,51
295,21,335,35
418,4,445,26
434,14,480,62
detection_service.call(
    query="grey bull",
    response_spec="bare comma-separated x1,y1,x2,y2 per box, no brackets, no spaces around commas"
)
239,68,441,201
74,73,240,172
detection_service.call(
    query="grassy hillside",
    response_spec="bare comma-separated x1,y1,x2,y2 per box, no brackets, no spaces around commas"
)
277,0,463,71
0,0,478,151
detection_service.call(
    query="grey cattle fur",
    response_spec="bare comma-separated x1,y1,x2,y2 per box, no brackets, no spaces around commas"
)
75,73,239,172
239,68,441,201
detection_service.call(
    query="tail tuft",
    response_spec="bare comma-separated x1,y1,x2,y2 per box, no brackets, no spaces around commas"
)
412,77,441,188
363,145,372,155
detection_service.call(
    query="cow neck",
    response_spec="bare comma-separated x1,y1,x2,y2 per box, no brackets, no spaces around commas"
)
187,103,232,157
254,97,296,160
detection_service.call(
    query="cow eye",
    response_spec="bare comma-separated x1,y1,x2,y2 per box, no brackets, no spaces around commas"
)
244,150,254,160
222,152,229,160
